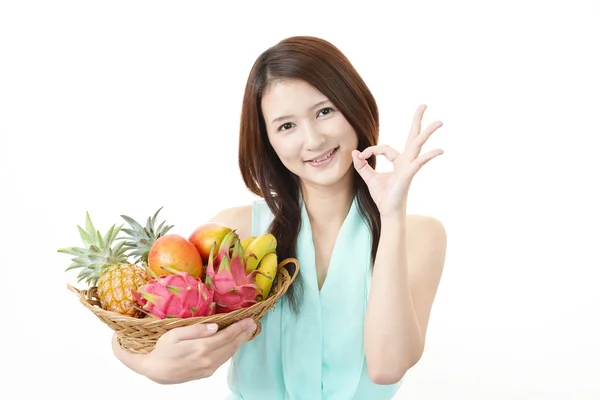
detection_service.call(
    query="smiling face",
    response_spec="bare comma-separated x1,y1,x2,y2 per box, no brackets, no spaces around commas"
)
261,79,358,189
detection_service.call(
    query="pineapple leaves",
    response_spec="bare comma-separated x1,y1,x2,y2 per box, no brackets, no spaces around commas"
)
60,208,176,287
57,246,87,257
96,230,104,249
117,207,174,264
102,224,123,249
65,261,86,272
84,211,96,241
77,225,94,247
113,241,127,254
156,221,170,235
120,214,144,233
146,212,156,233
59,211,131,287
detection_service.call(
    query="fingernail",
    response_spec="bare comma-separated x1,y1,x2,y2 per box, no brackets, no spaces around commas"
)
206,323,218,331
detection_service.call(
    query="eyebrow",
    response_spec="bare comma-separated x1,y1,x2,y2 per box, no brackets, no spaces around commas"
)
270,100,331,125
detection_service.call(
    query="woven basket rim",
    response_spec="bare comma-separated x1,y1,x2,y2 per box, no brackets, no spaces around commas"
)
67,256,300,326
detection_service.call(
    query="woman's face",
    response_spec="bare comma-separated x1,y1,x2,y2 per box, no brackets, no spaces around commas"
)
261,79,358,188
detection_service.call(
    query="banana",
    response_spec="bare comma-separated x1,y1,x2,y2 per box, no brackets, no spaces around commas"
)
244,233,277,273
240,236,255,253
254,252,278,301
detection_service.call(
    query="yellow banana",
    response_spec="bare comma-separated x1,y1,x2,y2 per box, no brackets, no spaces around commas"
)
240,236,255,253
254,252,278,301
244,233,277,273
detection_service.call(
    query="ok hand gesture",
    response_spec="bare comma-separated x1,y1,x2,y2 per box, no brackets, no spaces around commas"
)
352,104,444,218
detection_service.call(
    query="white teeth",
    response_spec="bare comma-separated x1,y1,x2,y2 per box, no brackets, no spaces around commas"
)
310,148,336,163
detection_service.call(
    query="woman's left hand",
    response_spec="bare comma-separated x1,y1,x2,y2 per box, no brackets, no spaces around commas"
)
351,104,444,219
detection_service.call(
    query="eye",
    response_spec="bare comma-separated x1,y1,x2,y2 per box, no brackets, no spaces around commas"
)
277,122,294,132
317,107,335,117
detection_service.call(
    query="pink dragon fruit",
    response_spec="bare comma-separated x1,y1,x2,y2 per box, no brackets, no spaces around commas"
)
131,266,216,319
205,230,263,314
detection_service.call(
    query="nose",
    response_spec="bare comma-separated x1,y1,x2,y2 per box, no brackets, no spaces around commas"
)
303,122,327,151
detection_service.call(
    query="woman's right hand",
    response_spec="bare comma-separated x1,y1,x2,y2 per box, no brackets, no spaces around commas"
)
112,318,257,384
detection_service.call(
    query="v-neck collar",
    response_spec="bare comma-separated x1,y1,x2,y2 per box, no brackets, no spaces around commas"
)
299,194,358,294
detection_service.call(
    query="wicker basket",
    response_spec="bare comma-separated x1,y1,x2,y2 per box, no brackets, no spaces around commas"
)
67,257,299,354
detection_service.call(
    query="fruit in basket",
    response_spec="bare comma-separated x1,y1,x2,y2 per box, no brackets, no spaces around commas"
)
244,233,277,273
205,231,264,314
148,234,203,278
58,212,149,317
189,222,233,265
240,236,255,253
97,263,149,316
118,206,174,265
254,252,278,301
131,267,216,319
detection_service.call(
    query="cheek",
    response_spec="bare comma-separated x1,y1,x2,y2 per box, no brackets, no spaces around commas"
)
328,119,357,144
268,138,285,159
339,130,358,150
269,136,299,161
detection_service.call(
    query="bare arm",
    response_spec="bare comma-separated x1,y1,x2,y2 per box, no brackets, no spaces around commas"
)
111,319,257,384
364,212,447,385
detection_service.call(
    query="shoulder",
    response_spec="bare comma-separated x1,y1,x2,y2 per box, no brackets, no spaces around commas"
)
208,204,253,240
406,214,447,274
407,214,446,241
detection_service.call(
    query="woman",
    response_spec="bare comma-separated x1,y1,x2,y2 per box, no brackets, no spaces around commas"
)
113,35,447,399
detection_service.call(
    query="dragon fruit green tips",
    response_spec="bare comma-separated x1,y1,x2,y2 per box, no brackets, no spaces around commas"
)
131,266,216,319
205,230,263,314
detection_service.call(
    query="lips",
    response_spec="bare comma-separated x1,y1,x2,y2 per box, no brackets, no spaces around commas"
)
305,146,340,162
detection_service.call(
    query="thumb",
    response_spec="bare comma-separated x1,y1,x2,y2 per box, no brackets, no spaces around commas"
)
168,323,219,342
352,150,376,183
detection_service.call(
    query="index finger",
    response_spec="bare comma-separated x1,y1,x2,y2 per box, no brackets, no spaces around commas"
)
359,145,401,162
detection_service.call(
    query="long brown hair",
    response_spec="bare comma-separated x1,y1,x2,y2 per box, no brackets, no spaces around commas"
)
238,36,381,314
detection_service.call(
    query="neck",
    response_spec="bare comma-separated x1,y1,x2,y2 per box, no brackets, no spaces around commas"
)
299,170,355,230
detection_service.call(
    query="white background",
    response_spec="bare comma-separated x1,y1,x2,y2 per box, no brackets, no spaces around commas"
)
1,1,599,399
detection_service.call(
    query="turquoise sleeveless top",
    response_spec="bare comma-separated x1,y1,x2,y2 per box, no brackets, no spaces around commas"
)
225,195,403,399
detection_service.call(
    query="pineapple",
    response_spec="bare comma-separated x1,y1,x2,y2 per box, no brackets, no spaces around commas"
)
118,206,174,266
58,212,149,317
